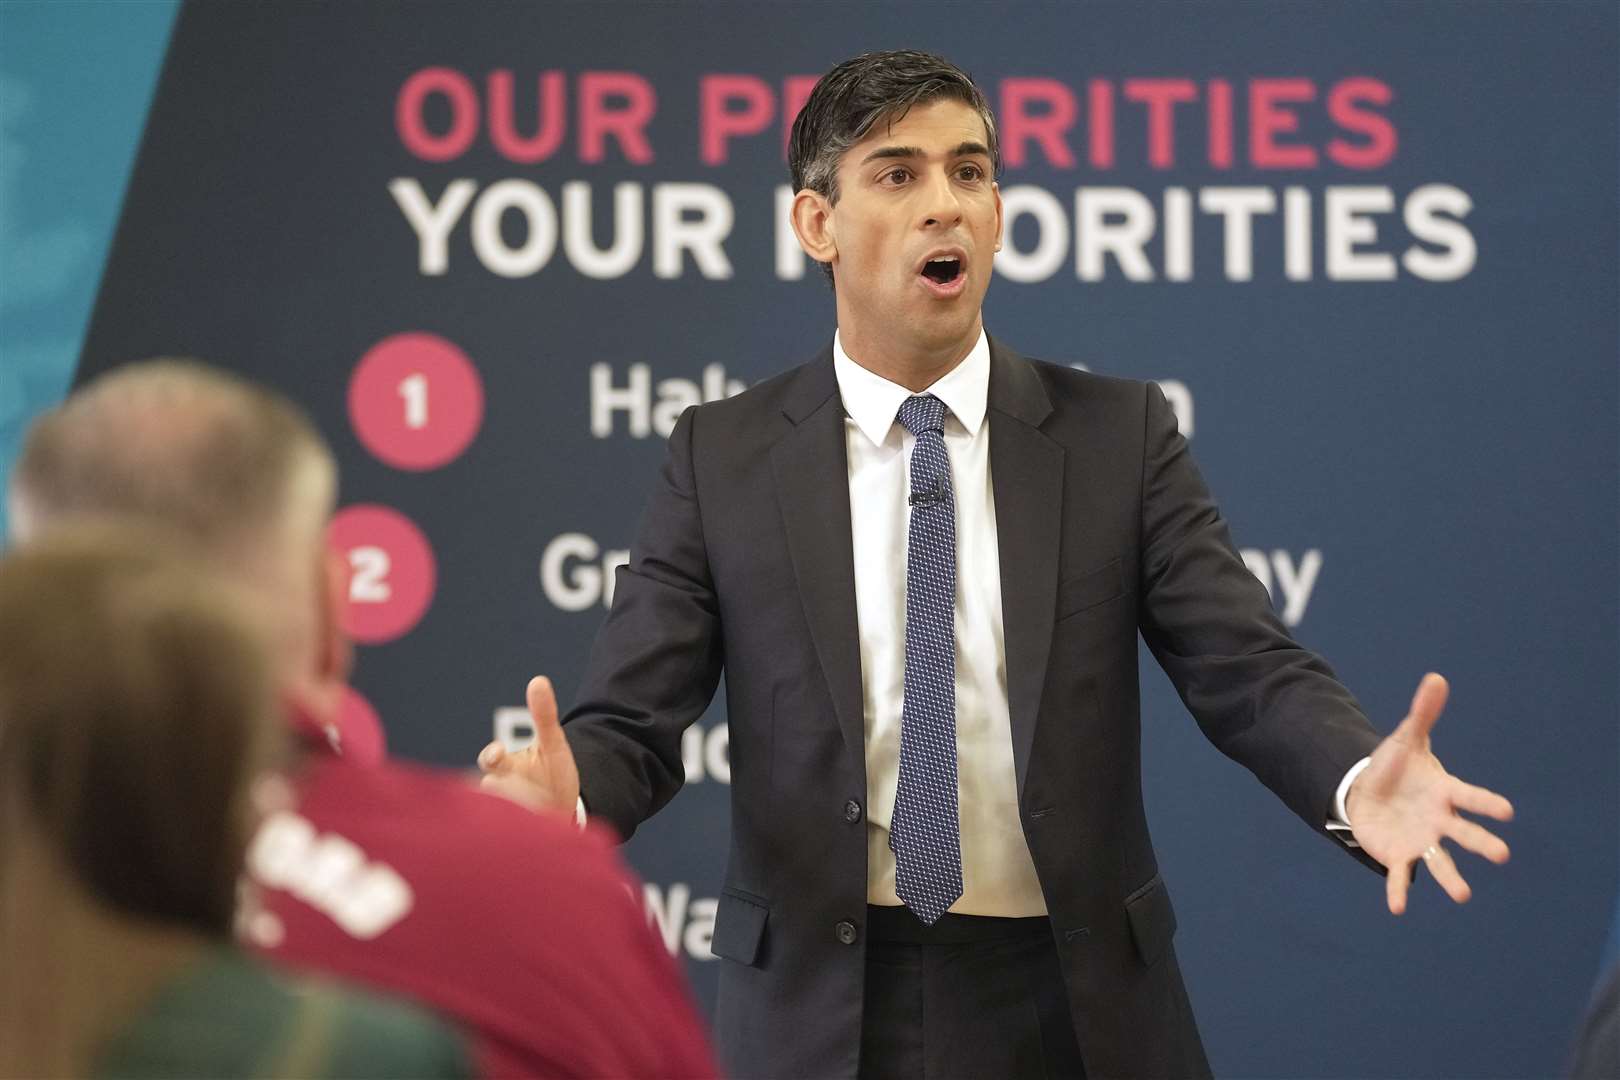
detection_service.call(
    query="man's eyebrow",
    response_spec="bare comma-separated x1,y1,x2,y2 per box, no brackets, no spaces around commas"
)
859,141,993,166
860,145,923,165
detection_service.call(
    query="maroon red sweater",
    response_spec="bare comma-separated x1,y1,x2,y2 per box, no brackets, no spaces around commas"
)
247,723,718,1079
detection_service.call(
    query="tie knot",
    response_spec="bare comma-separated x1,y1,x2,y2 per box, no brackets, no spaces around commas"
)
896,394,946,437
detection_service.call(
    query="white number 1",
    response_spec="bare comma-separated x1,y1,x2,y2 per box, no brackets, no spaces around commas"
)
398,373,428,430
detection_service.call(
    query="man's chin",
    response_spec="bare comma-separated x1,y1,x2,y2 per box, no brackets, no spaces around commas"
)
911,294,984,338
843,289,982,354
893,316,981,362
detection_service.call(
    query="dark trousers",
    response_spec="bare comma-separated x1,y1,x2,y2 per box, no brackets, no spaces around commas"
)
858,904,1087,1080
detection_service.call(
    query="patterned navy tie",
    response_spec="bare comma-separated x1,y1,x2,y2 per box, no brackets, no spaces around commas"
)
889,393,963,925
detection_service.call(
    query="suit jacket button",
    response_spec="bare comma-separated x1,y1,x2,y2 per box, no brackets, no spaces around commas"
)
843,799,862,823
835,920,858,945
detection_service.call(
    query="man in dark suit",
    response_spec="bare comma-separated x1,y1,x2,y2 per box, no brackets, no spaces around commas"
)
480,50,1514,1079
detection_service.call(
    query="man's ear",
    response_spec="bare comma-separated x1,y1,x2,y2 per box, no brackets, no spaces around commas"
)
791,188,838,267
4,488,35,544
277,540,352,728
317,542,353,689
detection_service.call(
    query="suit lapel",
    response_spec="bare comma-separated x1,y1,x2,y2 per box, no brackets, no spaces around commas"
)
771,351,867,755
986,337,1063,794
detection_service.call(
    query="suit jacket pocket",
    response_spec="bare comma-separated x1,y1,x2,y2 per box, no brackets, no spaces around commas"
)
1055,557,1124,622
1124,872,1177,968
711,887,770,967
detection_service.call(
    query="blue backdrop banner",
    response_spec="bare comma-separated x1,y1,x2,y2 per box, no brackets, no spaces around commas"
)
74,3,1617,1076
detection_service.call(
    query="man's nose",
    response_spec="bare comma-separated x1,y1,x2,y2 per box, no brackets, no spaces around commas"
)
917,171,963,229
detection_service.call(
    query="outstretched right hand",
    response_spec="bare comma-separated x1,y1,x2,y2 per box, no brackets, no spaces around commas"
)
477,676,581,817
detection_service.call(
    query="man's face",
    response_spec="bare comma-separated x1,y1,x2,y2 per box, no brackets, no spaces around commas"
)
823,97,1002,359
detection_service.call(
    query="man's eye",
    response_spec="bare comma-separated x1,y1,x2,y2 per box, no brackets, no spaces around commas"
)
958,164,984,181
880,168,911,185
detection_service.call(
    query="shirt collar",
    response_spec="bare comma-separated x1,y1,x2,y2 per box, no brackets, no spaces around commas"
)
286,699,344,757
832,328,990,447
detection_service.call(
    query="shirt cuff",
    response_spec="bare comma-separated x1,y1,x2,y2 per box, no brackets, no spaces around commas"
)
1325,756,1373,848
1328,757,1367,848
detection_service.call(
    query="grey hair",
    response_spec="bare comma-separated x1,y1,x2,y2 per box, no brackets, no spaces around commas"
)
10,358,336,552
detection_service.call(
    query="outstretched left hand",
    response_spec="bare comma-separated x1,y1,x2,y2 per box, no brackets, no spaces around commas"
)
1346,673,1514,915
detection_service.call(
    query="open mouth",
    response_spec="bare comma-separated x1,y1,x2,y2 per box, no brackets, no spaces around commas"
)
921,256,963,285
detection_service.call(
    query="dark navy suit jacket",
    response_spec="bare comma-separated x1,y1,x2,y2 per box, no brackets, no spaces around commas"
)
564,337,1382,1079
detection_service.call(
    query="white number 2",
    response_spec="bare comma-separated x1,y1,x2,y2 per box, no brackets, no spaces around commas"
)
398,373,428,430
349,546,392,603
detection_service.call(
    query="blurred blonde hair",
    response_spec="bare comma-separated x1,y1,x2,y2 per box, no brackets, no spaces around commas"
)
0,524,284,1077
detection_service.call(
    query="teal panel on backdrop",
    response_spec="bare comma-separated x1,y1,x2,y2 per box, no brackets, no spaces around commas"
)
0,0,178,541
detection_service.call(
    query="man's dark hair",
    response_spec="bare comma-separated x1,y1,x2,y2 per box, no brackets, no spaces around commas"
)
789,50,1000,282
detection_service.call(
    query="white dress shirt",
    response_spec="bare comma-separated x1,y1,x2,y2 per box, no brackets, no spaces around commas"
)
834,329,1048,916
833,329,1367,917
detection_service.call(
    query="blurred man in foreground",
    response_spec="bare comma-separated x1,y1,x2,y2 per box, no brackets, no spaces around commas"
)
0,528,471,1078
10,360,717,1079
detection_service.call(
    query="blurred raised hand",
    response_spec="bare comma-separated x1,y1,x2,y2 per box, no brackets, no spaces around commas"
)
477,676,581,817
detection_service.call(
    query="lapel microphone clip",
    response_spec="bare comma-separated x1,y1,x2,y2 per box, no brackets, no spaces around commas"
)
908,477,948,508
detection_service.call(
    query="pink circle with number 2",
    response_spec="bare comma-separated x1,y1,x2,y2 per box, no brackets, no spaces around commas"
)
329,504,437,644
349,332,484,470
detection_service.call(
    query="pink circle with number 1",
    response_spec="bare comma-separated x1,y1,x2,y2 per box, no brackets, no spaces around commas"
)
349,332,484,470
329,504,437,644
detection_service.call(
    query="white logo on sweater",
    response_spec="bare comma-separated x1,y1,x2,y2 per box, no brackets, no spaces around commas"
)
247,811,414,940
